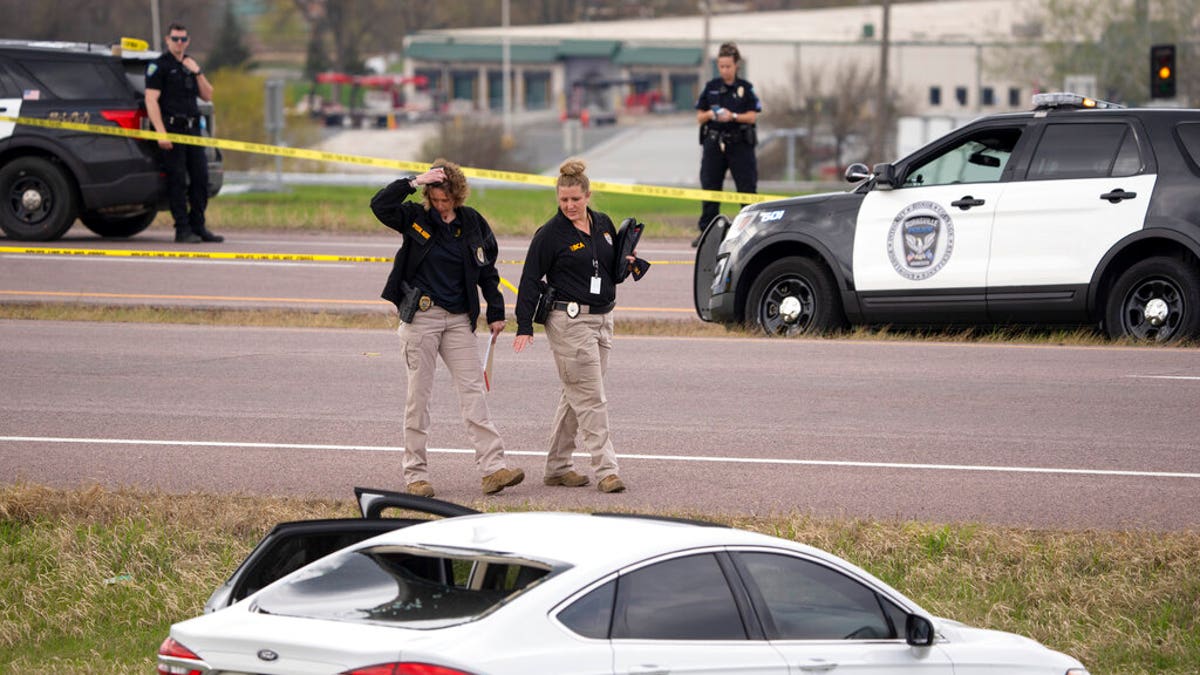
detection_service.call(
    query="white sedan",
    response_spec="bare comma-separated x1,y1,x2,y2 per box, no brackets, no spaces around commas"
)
159,509,1090,675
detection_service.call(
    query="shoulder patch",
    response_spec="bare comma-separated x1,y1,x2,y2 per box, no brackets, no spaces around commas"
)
146,63,157,76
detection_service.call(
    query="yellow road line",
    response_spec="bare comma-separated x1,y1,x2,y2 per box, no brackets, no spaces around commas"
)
2,246,695,266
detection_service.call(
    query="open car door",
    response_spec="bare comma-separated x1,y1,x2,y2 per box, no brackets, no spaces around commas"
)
693,214,731,322
203,487,479,612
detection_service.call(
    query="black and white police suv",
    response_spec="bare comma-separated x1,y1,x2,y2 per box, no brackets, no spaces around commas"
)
695,93,1200,342
0,38,222,241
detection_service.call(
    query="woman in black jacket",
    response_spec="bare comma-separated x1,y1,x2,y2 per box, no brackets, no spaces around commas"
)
370,159,523,498
512,159,632,494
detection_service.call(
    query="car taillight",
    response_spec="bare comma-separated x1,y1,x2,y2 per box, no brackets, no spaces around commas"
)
157,637,206,675
101,109,145,130
341,664,476,675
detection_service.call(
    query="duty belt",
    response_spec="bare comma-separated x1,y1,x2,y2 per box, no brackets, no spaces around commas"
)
166,115,198,129
552,300,615,318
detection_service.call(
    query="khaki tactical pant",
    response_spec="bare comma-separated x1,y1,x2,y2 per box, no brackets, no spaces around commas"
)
397,307,506,483
544,310,620,480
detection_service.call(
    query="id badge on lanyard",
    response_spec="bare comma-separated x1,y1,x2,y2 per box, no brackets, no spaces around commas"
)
590,257,602,295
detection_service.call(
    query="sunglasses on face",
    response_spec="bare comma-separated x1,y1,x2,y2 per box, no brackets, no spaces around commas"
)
169,35,189,43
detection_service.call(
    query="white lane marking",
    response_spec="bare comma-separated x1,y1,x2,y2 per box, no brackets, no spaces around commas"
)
3,435,1197,480
0,254,353,269
1127,375,1200,381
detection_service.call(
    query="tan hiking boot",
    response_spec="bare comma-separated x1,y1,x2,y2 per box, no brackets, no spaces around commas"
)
406,480,435,498
544,470,590,487
597,475,626,493
482,467,525,495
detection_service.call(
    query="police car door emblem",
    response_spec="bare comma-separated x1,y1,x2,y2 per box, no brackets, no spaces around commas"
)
886,201,955,281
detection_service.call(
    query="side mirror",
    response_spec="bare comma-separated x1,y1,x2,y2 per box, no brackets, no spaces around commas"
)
905,614,935,647
844,163,871,183
872,163,898,189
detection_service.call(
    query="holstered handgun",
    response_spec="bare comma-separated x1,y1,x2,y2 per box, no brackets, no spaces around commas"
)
397,281,421,324
532,281,556,324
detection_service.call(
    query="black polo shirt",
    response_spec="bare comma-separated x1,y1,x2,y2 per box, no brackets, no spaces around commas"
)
695,76,761,133
515,208,619,335
412,217,469,314
145,52,199,119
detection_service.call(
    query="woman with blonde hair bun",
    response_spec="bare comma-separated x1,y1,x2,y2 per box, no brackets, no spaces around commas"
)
513,159,635,493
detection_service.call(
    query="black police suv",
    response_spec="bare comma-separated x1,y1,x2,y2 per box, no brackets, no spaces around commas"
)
695,93,1200,342
0,39,222,241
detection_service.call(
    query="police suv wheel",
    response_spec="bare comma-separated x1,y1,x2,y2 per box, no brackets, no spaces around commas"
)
747,256,844,337
0,157,78,241
1104,256,1200,343
81,211,157,238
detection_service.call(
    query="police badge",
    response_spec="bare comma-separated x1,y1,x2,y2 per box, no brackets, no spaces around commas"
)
418,295,433,311
886,201,956,281
565,301,581,318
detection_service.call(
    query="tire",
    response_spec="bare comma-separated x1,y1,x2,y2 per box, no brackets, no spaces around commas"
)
1104,256,1200,342
746,256,845,337
0,156,78,241
81,211,157,238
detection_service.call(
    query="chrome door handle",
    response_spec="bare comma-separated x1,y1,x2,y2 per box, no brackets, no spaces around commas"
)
1100,189,1137,203
797,659,839,672
629,666,670,675
950,196,986,210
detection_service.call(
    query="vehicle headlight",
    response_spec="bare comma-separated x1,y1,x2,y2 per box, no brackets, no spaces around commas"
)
725,210,756,242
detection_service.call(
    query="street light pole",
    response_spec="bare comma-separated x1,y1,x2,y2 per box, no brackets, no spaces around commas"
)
502,0,513,146
151,0,161,46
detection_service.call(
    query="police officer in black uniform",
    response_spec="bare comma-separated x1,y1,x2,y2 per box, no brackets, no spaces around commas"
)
145,22,222,244
695,42,761,246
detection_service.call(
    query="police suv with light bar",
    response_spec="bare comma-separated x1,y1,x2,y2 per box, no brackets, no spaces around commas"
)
694,93,1200,342
0,38,222,241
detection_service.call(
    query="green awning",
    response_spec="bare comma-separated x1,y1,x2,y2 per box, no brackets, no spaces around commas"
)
615,46,703,67
559,39,620,58
406,40,558,64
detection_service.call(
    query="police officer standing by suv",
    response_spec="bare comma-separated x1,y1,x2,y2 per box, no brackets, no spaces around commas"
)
145,22,222,244
695,42,760,246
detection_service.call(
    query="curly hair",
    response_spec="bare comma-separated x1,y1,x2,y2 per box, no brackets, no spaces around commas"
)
717,42,741,63
556,158,590,193
422,158,469,209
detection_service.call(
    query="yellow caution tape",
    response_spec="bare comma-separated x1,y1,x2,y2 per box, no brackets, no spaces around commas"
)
0,114,789,204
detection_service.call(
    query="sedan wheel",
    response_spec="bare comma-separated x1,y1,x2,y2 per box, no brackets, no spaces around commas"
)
1105,256,1200,342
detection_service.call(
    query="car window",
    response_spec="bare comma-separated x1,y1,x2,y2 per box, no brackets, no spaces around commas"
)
15,57,129,99
1027,122,1136,180
903,127,1022,187
252,546,552,628
557,579,616,639
1174,122,1200,174
611,553,747,640
734,552,894,641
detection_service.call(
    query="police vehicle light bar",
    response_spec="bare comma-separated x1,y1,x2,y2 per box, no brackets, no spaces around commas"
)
1032,92,1124,110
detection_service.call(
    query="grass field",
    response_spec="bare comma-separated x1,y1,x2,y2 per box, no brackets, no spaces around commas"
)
1,484,1197,674
195,184,749,239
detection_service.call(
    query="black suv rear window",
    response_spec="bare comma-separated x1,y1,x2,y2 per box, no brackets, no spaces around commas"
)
1174,123,1200,171
16,57,129,99
1027,122,1139,180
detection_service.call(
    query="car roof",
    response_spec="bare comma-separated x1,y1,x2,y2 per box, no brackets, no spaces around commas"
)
0,39,159,61
364,511,815,571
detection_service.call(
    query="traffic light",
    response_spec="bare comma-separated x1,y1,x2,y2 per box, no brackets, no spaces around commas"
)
1150,44,1177,99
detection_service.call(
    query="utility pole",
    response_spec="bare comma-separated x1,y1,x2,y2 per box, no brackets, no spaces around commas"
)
700,1,711,86
872,0,891,164
151,0,161,46
502,0,513,147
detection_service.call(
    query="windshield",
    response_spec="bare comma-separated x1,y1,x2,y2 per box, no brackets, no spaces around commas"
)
253,545,556,629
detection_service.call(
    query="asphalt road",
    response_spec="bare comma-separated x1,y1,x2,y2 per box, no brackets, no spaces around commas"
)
0,231,697,319
3,318,1198,530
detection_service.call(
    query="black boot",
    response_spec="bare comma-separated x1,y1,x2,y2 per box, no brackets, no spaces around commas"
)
175,229,201,243
196,229,224,243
